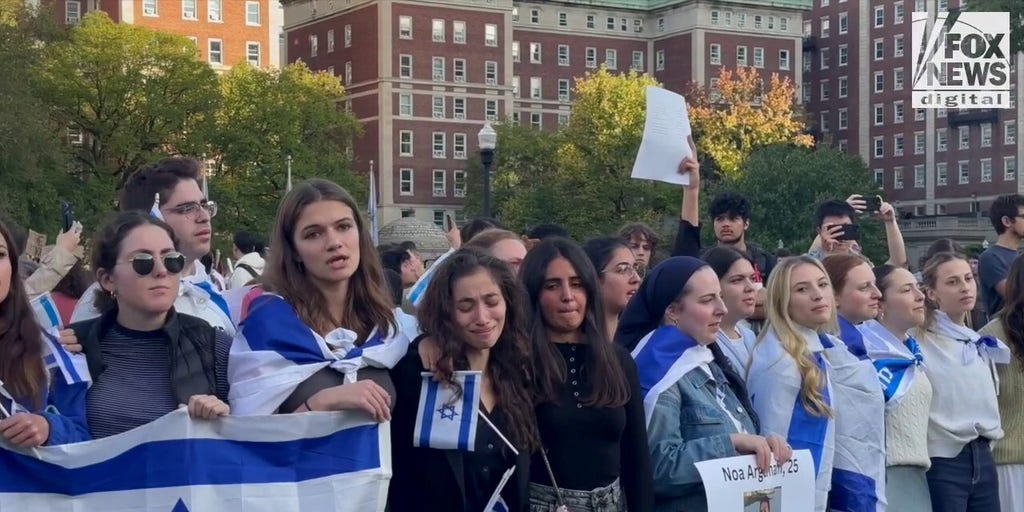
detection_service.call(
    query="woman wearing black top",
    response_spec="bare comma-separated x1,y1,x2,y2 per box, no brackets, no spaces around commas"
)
521,238,654,512
390,249,538,512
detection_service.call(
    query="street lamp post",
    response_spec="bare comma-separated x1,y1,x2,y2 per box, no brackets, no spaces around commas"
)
477,122,497,218
286,155,293,192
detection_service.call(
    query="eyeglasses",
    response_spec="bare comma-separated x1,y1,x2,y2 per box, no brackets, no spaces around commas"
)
121,252,187,276
603,262,643,277
165,200,218,219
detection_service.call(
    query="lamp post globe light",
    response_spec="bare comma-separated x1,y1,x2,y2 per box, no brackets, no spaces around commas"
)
478,122,497,218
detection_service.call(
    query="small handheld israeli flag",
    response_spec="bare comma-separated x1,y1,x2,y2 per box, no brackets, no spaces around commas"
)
41,328,91,387
150,193,164,220
413,371,481,451
30,293,62,330
0,380,28,418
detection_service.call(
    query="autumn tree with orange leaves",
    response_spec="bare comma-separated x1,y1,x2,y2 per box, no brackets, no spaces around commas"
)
688,67,814,180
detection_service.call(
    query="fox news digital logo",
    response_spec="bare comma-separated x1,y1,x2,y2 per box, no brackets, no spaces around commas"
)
911,12,1011,109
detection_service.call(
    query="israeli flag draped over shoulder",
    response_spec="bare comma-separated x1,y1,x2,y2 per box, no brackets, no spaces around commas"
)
630,325,714,426
229,292,410,415
858,320,924,403
31,293,92,388
0,408,391,512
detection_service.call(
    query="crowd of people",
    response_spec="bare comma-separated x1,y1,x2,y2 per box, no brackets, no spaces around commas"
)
0,153,1022,512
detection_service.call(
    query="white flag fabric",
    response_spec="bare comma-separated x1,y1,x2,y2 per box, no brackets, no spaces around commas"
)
41,327,91,387
631,326,714,426
150,193,164,220
413,371,481,451
30,292,63,330
0,408,391,511
407,248,456,308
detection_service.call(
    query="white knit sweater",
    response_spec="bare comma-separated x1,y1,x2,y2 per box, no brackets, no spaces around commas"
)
884,371,933,468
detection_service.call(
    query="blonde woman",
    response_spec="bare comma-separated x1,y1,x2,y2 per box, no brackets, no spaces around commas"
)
746,256,885,512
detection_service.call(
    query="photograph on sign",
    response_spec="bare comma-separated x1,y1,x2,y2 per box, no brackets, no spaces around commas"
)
695,449,815,512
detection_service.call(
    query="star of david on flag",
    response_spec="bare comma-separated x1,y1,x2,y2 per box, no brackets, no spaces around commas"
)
413,371,481,451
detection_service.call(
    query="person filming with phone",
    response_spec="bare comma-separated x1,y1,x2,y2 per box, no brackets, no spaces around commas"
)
808,196,907,268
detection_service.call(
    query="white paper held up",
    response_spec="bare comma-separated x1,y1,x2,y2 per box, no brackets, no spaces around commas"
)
631,86,692,186
694,449,816,512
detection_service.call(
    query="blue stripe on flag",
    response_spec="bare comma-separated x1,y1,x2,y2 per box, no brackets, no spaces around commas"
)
192,281,231,320
418,379,440,449
830,468,878,512
787,352,831,475
0,424,380,496
40,298,61,329
241,296,328,365
42,330,84,384
457,373,477,451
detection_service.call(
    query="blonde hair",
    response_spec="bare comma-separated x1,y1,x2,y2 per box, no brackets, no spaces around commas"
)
753,255,834,418
915,251,969,336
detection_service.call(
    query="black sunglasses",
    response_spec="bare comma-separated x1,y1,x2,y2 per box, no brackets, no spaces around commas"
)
124,252,186,276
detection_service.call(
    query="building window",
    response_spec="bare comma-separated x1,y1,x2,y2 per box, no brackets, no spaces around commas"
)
1006,121,1017,144
656,50,665,70
453,58,466,82
981,123,992,147
838,12,848,34
530,43,542,63
755,15,763,29
246,42,261,67
820,17,829,37
874,5,884,27
558,45,570,66
874,104,884,125
245,1,260,25
345,25,352,47
432,19,445,42
820,48,830,69
982,159,993,182
182,0,197,20
327,29,335,52
512,41,520,62
587,15,596,29
959,161,970,184
820,111,830,132
838,108,848,129
959,126,970,149
143,0,158,16
432,96,445,118
485,100,497,121
399,16,412,39
558,113,570,126
820,81,830,101
874,39,884,60
802,82,811,103
874,72,885,93
530,77,542,99
936,163,948,185
632,51,644,70
531,9,540,23
780,16,789,31
895,1,905,23
531,112,542,129
399,169,413,195
454,21,466,43
558,12,567,26
512,7,518,22
915,108,925,121
309,35,318,57
837,139,848,153
894,35,904,57
894,167,904,189
399,131,413,156
753,47,764,68
433,170,446,196
454,134,467,159
65,1,81,24
894,68,905,91
894,101,904,123
485,61,497,85
737,46,747,66
874,137,884,158
779,50,791,70
453,98,465,119
512,75,519,97
874,169,884,186
432,57,445,81
399,54,412,78
207,0,221,21
398,94,412,117
454,170,467,197
485,24,497,46
558,79,570,101
432,133,446,158
937,128,948,151
711,10,720,25
208,39,223,64
1005,157,1017,180
607,16,616,30
914,132,925,154
894,134,905,156
606,49,617,69
710,44,721,65
838,76,848,98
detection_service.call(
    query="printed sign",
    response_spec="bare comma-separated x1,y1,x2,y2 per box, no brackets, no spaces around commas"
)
695,450,815,512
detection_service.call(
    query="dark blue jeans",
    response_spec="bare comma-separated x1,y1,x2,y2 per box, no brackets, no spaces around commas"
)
927,438,1001,512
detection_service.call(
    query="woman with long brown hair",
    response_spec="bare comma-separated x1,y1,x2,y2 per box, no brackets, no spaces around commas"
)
228,179,409,418
390,249,538,511
0,220,90,447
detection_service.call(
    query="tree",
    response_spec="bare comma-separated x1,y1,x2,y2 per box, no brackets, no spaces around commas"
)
33,12,220,223
688,67,814,181
717,144,887,263
965,0,1023,54
202,62,364,242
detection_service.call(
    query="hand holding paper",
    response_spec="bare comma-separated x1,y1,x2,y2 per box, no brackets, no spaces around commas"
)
631,86,693,186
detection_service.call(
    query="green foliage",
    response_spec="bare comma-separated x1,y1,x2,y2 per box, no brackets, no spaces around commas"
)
965,0,1023,54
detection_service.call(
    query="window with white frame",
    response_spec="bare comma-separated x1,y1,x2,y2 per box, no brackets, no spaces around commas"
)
632,51,644,70
656,50,665,70
530,77,542,99
399,131,413,156
531,9,540,23
558,79,570,101
894,167,904,189
432,96,445,118
399,16,412,38
558,113,569,126
657,17,665,31
247,43,261,67
874,72,885,93
981,123,992,147
894,35,904,57
738,13,747,27
874,169,884,186
839,108,848,129
606,16,615,30
753,47,764,68
485,24,497,46
606,49,617,69
803,19,812,36
737,46,747,66
959,126,970,149
894,68,905,90
802,83,811,103
399,169,413,195
432,133,446,158
432,19,445,42
453,58,466,82
209,39,223,64
959,161,970,184
454,170,466,197
820,81,830,101
1006,157,1017,180
586,47,597,68
724,12,733,25
781,16,789,31
432,57,445,81
558,12,567,27
345,25,352,47
839,12,848,34
711,10,720,25
327,29,335,52
755,15,763,29
530,43,542,63
914,164,925,187
874,5,884,27
780,50,791,70
65,0,81,24
894,101,904,123
874,39,884,60
531,112,542,129
804,50,813,70
820,111,830,132
183,0,197,19
432,210,445,227
208,0,221,21
915,108,925,121
399,94,412,117
344,61,352,84
512,41,520,62
399,54,412,78
512,76,519,97
982,159,993,182
558,45,569,66
246,1,260,25
894,134,905,156
937,163,948,185
820,17,829,37
874,104,884,125
1006,121,1017,144
144,0,158,16
838,76,848,98
820,48,830,69
895,1,904,23
453,21,466,43
454,134,467,159
453,98,465,119
916,0,926,12
310,35,318,57
874,137,884,158
937,128,948,151
433,170,446,196
710,44,722,65
914,132,925,154
485,61,497,85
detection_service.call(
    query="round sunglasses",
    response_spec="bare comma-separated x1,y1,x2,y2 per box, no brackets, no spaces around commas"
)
121,252,187,276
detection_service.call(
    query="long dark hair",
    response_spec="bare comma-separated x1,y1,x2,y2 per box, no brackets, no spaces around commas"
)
1000,257,1024,370
703,246,751,280
91,212,179,313
263,179,395,342
416,249,539,450
520,238,629,408
0,220,46,410
582,236,629,278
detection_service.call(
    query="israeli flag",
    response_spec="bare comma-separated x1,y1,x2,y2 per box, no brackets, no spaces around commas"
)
413,371,481,451
407,248,456,308
0,381,28,418
631,326,714,426
229,294,409,415
41,328,91,387
0,408,391,511
150,193,164,220
30,292,62,330
859,320,924,403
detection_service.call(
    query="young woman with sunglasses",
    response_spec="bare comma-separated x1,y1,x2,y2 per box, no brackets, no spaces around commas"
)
68,212,230,438
0,220,91,447
583,237,642,340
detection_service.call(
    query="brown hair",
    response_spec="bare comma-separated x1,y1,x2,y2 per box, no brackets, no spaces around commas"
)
1000,256,1024,370
0,220,46,410
463,229,522,252
822,253,871,295
119,158,204,212
91,212,180,313
263,179,395,341
916,251,969,333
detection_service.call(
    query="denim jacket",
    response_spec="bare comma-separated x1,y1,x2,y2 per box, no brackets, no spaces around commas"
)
647,362,757,512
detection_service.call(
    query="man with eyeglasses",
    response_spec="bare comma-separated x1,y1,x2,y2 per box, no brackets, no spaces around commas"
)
70,158,235,336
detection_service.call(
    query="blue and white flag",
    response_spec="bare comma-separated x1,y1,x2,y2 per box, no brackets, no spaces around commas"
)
30,292,62,330
631,326,714,426
0,408,390,511
150,193,164,220
229,294,410,415
0,381,28,418
41,328,91,388
859,320,924,403
413,371,481,451
408,248,456,308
